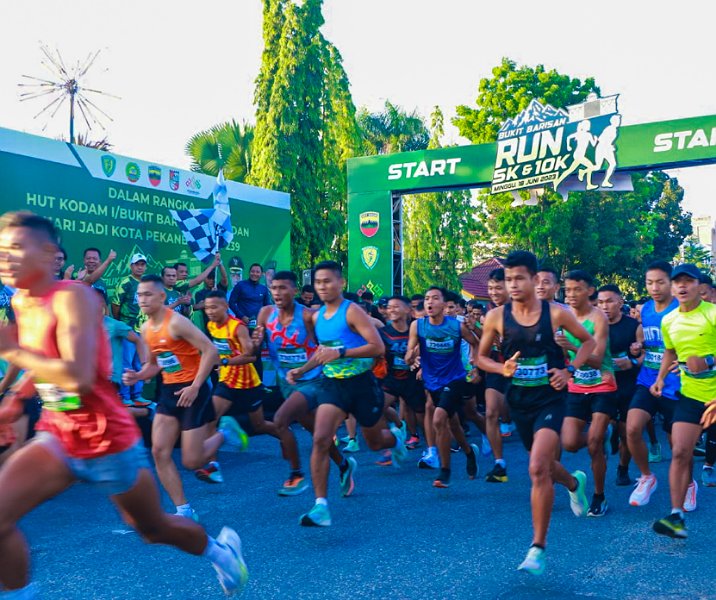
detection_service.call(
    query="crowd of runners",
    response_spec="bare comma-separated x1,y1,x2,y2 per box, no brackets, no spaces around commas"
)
0,210,715,596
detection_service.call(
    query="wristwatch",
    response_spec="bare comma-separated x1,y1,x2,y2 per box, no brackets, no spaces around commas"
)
338,347,347,358
566,365,576,375
706,355,715,369
629,357,639,367
221,358,229,367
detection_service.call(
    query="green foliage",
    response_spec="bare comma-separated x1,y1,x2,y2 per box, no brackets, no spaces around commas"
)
357,101,429,155
679,236,712,273
185,120,253,182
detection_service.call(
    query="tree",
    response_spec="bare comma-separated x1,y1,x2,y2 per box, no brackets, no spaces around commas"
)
185,120,254,182
357,101,429,155
679,236,712,273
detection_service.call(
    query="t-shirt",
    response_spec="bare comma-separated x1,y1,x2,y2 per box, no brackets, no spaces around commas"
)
103,316,134,384
112,276,142,331
662,300,716,403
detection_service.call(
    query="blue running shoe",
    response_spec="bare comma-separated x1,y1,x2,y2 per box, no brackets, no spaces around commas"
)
518,546,546,575
390,424,408,468
299,503,331,527
212,526,249,596
340,457,357,497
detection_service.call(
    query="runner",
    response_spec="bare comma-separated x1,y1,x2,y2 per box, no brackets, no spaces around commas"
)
122,275,245,521
535,267,562,304
625,261,681,507
477,250,594,575
558,270,618,517
651,264,716,538
597,284,642,486
286,261,406,527
405,286,479,488
0,212,247,596
253,270,356,497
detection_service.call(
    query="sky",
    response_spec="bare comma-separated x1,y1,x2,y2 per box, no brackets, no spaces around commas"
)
1,0,715,222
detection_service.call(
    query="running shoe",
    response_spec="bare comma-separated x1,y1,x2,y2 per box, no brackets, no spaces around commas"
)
517,546,546,576
466,444,479,480
702,465,716,487
375,451,392,467
121,398,134,408
418,449,440,469
212,526,249,596
500,422,513,437
131,396,152,408
433,469,451,488
339,457,357,497
485,463,508,483
175,508,200,522
278,474,309,497
339,435,352,444
648,442,662,463
405,435,420,450
196,461,224,484
615,465,632,487
480,433,493,457
450,440,461,453
683,480,698,512
653,513,687,539
343,439,360,453
390,424,408,468
587,495,608,517
299,503,331,527
629,474,657,506
219,416,249,452
568,470,589,517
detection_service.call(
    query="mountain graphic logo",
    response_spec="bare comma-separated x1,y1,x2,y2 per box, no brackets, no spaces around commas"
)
499,99,568,133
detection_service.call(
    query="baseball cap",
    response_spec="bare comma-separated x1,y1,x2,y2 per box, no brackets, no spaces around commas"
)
698,272,713,286
130,253,147,265
671,263,701,280
377,297,389,308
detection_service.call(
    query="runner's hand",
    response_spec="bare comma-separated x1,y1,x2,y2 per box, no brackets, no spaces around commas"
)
700,400,716,429
503,351,521,377
286,368,301,385
669,360,680,375
415,368,423,381
251,326,265,349
122,369,139,386
630,342,643,356
650,379,664,397
613,357,632,371
554,332,576,352
315,345,341,365
175,384,199,407
548,368,570,390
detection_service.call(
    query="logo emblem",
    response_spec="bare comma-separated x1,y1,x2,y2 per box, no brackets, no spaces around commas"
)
169,170,180,191
361,246,379,270
101,155,116,177
126,162,141,183
185,175,202,195
148,165,161,187
359,211,380,238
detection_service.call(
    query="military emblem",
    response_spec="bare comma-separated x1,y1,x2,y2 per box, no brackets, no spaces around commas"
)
359,211,380,238
361,246,379,270
169,169,180,191
101,155,116,177
126,162,140,183
148,165,161,187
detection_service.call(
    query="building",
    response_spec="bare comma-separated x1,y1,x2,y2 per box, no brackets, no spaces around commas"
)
459,257,504,301
691,215,715,263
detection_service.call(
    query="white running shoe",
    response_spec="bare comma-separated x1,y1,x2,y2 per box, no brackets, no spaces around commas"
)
212,527,249,596
629,474,657,507
683,480,698,512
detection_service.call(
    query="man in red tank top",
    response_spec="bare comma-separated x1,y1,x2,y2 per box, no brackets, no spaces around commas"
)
0,212,248,597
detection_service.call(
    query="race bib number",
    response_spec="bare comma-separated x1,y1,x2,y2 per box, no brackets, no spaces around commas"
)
249,319,257,329
213,338,232,356
644,348,664,370
278,348,309,368
157,351,182,373
574,367,603,386
35,383,82,412
393,356,410,371
426,336,454,354
513,355,549,387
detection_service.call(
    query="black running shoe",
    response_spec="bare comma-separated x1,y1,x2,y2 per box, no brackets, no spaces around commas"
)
485,463,508,483
653,513,687,538
587,495,608,517
615,466,632,487
466,444,479,480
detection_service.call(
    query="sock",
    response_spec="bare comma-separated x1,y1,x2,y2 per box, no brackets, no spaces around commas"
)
593,492,605,502
495,459,506,468
671,508,684,519
175,503,192,515
290,469,303,478
315,497,328,507
531,543,546,551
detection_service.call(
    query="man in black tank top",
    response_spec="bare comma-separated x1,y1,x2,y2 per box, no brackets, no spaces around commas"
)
477,251,596,576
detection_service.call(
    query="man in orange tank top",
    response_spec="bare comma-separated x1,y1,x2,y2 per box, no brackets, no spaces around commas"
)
0,212,248,597
123,275,247,522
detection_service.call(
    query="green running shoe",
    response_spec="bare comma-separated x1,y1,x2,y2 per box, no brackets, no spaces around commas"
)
212,526,249,596
219,416,249,452
343,438,360,453
517,545,546,576
390,424,407,468
339,457,357,497
568,470,589,517
299,503,332,527
653,513,687,539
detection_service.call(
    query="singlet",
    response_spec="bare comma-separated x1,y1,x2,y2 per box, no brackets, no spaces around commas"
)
265,304,320,382
502,300,565,389
565,315,617,394
13,280,139,459
637,298,680,400
208,316,261,389
417,316,466,390
315,299,373,379
609,315,640,389
144,308,201,385
380,322,412,380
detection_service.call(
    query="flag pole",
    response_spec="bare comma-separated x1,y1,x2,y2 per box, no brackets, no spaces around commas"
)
213,223,220,290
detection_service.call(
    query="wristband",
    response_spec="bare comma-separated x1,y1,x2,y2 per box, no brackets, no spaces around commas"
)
566,365,576,375
221,358,229,367
630,357,639,367
338,347,347,358
706,355,715,369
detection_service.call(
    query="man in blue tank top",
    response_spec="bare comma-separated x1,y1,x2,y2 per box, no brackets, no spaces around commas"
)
406,286,479,488
626,261,681,507
253,270,355,499
478,251,595,576
286,261,407,527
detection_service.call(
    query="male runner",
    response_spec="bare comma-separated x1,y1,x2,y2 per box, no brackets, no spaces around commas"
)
406,286,479,488
0,212,247,597
535,267,562,304
478,250,594,575
286,261,406,527
253,270,356,497
651,264,716,538
626,261,681,507
597,284,642,486
122,276,244,521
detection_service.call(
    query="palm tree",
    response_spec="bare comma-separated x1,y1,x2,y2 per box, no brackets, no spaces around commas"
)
356,100,429,155
185,120,254,182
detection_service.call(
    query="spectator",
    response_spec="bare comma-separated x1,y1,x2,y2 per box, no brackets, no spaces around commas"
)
54,247,68,280
72,247,117,306
298,284,315,306
193,262,230,332
228,262,270,330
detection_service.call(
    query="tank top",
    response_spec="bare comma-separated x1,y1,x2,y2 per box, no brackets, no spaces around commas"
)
417,316,466,390
609,315,640,388
144,308,201,384
502,301,565,388
380,322,412,380
207,315,261,389
565,315,617,393
265,304,320,382
315,299,372,379
637,298,680,400
13,280,139,459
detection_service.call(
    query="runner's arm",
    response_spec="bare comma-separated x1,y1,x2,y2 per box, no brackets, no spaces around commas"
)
251,305,272,352
583,310,608,369
476,308,506,375
342,303,384,359
230,323,256,366
405,320,420,365
83,250,116,284
554,306,596,370
460,322,479,366
170,314,220,387
186,253,222,289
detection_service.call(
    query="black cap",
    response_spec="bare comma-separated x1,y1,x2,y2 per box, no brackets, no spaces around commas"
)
671,263,702,281
698,272,713,286
377,297,389,307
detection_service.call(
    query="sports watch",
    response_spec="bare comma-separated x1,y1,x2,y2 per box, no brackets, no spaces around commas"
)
221,358,229,367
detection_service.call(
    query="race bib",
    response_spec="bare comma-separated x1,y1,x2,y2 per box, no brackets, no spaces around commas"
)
249,319,257,329
574,367,603,386
213,338,232,356
278,348,309,369
679,363,716,379
426,337,454,354
513,355,549,387
644,348,664,370
157,351,182,373
35,383,82,412
393,356,410,371
612,351,627,370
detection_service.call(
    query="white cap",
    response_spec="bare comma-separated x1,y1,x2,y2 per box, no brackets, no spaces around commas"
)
130,253,147,265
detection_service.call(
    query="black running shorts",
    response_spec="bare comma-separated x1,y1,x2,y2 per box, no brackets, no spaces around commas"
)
566,392,618,421
673,393,708,426
383,376,426,413
214,382,264,414
320,371,384,428
157,381,215,431
427,379,468,418
629,385,677,433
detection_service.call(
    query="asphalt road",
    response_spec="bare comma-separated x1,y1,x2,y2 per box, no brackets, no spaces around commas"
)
17,424,716,600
